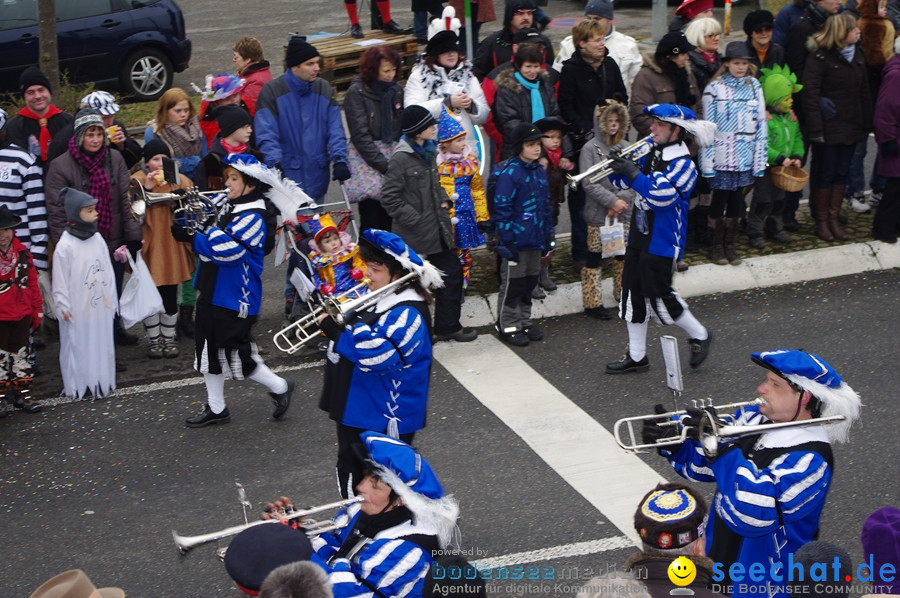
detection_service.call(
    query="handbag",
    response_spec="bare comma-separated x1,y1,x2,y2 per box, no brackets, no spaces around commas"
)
119,252,164,329
600,216,626,258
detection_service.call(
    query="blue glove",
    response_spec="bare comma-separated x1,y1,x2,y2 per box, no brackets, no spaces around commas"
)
332,161,351,182
496,244,518,263
819,97,836,121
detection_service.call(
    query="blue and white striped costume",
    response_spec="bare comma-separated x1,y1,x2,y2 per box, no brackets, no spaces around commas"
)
311,501,435,598
665,404,833,598
333,287,432,436
193,197,266,318
700,73,768,180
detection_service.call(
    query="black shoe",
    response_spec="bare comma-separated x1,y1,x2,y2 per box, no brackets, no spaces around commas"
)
873,230,898,244
688,331,712,368
434,327,478,342
270,379,294,420
0,399,8,418
115,359,127,372
12,397,41,413
585,306,613,320
350,23,364,38
676,260,689,272
382,20,404,34
605,354,649,374
524,325,543,341
186,404,231,427
783,220,801,232
115,328,139,346
499,331,529,346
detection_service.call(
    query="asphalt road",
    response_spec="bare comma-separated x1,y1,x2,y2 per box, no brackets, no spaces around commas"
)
4,270,898,596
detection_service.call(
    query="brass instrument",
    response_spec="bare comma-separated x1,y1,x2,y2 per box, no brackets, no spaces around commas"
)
129,179,224,228
566,136,654,189
172,496,364,556
613,398,847,458
273,271,419,354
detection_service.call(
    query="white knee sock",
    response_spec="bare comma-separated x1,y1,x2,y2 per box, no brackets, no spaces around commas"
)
627,321,649,361
674,310,708,340
204,373,226,413
249,363,288,394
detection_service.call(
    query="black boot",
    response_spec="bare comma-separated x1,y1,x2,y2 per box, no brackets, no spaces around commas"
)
178,305,195,338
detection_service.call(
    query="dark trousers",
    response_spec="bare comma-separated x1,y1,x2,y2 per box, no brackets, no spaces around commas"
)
358,198,393,233
568,187,588,263
873,177,900,239
427,245,465,336
810,143,855,189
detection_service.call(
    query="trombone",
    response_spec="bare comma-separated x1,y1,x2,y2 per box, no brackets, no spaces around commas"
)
613,398,847,458
172,496,363,556
566,136,654,189
273,271,419,354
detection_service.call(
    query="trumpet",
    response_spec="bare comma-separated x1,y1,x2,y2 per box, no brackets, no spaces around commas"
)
613,398,847,458
172,496,363,555
273,271,419,354
567,136,654,189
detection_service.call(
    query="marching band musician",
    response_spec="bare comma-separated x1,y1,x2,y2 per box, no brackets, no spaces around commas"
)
174,153,295,427
641,349,861,598
317,229,444,499
604,104,716,375
227,432,459,597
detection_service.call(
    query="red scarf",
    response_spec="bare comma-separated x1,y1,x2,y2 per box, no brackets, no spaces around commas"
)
221,138,247,155
545,146,563,168
17,104,63,161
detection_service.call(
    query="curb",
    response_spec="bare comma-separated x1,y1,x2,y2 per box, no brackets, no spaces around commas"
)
459,241,900,329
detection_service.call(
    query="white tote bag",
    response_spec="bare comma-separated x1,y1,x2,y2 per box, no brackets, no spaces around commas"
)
119,252,164,329
600,216,626,258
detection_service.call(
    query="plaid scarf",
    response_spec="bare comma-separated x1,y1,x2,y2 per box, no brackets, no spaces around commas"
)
161,117,203,158
17,104,63,161
68,136,113,239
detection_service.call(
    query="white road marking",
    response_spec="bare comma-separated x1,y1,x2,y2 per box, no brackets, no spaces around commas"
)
434,335,665,546
475,536,635,570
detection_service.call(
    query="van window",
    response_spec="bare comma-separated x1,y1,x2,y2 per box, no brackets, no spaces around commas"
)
0,0,37,30
56,0,112,21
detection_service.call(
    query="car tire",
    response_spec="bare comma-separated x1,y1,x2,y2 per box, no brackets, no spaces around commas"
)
120,47,173,102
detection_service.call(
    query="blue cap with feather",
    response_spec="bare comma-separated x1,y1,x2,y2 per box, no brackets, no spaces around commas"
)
362,229,444,289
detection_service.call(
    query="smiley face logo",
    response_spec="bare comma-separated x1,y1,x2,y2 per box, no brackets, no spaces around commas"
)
667,556,697,586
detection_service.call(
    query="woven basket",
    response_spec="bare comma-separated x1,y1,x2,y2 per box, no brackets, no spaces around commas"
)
771,165,809,192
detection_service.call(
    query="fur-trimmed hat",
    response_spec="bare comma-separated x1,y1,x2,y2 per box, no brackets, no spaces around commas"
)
438,105,466,143
401,104,437,137
73,108,105,147
285,37,319,68
634,482,707,552
224,523,314,595
426,30,460,56
751,349,861,443
360,229,444,289
19,66,51,94
674,0,713,20
29,569,124,598
81,91,119,116
360,432,459,548
644,103,717,147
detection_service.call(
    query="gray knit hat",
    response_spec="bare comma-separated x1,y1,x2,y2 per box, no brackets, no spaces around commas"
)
73,108,105,147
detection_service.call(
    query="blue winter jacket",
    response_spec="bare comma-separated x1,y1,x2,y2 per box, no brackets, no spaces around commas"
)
492,156,554,251
254,71,347,200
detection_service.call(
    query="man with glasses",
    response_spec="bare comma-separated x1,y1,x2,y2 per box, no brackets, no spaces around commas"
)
472,0,555,79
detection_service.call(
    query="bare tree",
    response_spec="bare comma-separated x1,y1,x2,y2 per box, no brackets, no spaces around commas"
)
37,0,59,90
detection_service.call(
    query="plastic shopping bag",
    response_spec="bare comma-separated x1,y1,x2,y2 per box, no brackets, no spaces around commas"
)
119,252,164,329
600,216,626,257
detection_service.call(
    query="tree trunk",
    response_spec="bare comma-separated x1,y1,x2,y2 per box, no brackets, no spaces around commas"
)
37,0,59,91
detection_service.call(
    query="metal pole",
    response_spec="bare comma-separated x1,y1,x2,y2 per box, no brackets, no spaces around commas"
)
652,0,667,42
464,0,474,60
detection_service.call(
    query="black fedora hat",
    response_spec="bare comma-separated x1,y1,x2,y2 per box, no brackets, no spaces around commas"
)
0,205,22,231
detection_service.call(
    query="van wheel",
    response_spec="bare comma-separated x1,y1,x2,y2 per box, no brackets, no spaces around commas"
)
120,48,173,102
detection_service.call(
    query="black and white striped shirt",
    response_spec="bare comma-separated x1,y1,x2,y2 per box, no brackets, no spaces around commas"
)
0,142,49,269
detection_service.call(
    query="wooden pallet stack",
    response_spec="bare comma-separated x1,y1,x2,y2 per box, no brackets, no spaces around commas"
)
309,31,420,101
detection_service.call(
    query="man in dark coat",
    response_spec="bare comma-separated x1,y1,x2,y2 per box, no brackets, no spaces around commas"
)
472,0,555,79
4,67,73,172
